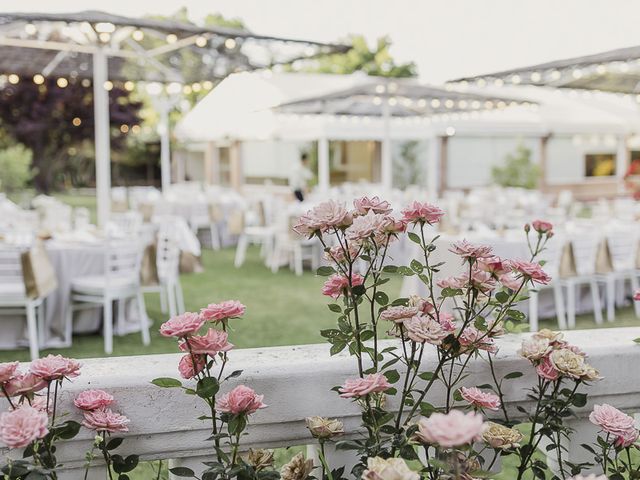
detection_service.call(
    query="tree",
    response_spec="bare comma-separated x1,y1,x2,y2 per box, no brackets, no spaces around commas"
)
0,79,142,192
491,143,539,189
292,35,417,78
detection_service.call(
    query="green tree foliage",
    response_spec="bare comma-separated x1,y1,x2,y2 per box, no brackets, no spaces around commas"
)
0,143,33,192
491,143,540,189
292,35,417,78
393,141,425,189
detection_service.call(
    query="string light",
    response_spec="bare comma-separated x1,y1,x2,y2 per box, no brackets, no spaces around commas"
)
182,85,192,94
224,38,237,49
530,72,541,82
417,98,427,108
596,64,607,75
95,22,116,33
372,96,382,105
445,126,456,136
131,125,141,134
99,33,111,43
195,36,207,47
388,97,397,106
375,84,385,94
104,80,113,91
8,74,19,84
81,79,91,87
24,23,37,35
430,99,441,108
124,81,135,91
192,82,202,92
510,74,521,84
167,82,182,95
72,117,82,126
56,77,68,88
120,124,129,133
32,74,44,85
572,68,583,79
132,29,144,41
444,99,454,109
550,70,561,80
202,80,214,90
493,78,504,87
166,34,178,44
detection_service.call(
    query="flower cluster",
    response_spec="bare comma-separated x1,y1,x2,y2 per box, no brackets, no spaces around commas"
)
589,404,639,448
0,405,48,448
74,389,129,433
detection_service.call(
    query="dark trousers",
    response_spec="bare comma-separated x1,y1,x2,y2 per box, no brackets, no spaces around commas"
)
294,189,304,202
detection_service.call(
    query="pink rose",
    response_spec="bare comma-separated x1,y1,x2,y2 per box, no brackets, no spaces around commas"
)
459,326,498,354
416,410,486,448
437,276,466,290
159,312,204,338
353,196,392,216
201,300,246,323
403,316,449,345
82,408,130,433
3,373,47,397
0,405,49,449
615,427,639,448
460,387,501,411
30,355,81,381
536,355,560,381
436,312,457,332
469,269,497,293
74,390,114,411
634,290,640,302
499,272,522,290
380,306,419,324
338,373,390,398
0,362,19,384
449,240,493,260
216,385,267,415
401,201,444,225
346,211,387,241
322,273,364,299
30,396,50,414
179,329,234,356
532,220,553,234
589,404,637,438
381,215,407,234
178,354,206,379
293,200,353,235
509,260,551,285
477,256,508,275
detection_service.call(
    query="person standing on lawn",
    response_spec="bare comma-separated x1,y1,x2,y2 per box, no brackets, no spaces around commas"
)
289,153,314,202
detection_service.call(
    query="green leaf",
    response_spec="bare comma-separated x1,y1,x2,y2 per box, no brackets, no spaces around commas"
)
316,266,336,276
374,291,389,305
382,265,398,273
384,370,400,384
504,371,523,380
410,259,423,273
106,437,124,451
352,284,366,296
169,467,196,478
328,303,342,313
572,393,587,407
151,377,182,388
228,414,247,435
225,370,243,380
54,420,81,440
441,287,463,298
196,377,220,399
418,371,434,381
408,232,421,244
495,291,509,304
633,337,640,344
330,341,347,355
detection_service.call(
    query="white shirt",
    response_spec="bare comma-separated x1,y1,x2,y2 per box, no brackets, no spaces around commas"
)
289,164,313,190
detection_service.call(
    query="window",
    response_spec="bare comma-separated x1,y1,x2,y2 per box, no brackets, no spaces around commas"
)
585,153,616,177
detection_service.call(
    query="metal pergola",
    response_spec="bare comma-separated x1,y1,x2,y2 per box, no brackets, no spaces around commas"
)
0,10,349,226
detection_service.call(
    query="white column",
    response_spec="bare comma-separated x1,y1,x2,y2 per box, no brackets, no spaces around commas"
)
92,47,111,229
159,100,171,193
616,135,628,194
427,134,440,200
318,137,330,192
381,101,393,190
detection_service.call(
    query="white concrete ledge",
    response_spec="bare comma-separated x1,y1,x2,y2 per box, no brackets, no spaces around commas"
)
2,327,640,478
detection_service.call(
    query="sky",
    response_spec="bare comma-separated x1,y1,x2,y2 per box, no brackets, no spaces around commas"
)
3,0,640,83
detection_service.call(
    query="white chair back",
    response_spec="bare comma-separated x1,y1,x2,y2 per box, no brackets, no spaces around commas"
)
0,246,24,289
157,225,180,282
570,233,600,277
108,211,143,237
606,228,639,272
539,235,565,279
104,241,142,285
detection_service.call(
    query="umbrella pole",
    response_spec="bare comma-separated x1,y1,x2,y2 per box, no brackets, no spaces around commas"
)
381,101,392,190
93,47,111,229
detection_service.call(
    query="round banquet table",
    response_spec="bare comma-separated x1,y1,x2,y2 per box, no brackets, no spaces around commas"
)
0,239,145,351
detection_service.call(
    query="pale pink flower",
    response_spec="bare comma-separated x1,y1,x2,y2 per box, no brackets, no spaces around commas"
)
380,306,419,324
401,201,444,224
216,385,267,415
509,260,551,285
459,326,498,354
30,355,81,381
322,273,364,299
381,215,407,234
416,410,486,448
536,355,560,381
201,300,246,323
178,354,206,379
568,475,608,480
532,220,553,234
0,362,19,384
159,312,204,338
589,404,637,438
615,427,639,448
436,312,457,332
408,296,435,315
30,396,50,414
634,290,640,301
460,387,501,411
499,272,523,290
403,316,449,345
477,256,509,276
0,405,48,448
82,408,130,433
324,244,359,263
179,329,234,356
519,337,552,361
449,240,493,260
347,211,387,241
3,373,47,397
437,276,466,290
338,373,391,398
74,390,114,411
293,200,353,235
469,269,497,293
353,196,392,216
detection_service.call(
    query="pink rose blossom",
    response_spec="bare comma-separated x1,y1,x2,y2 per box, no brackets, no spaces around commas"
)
347,211,387,241
381,215,407,234
459,326,498,354
82,408,130,433
159,312,204,337
30,396,50,414
322,273,364,299
353,196,392,216
499,272,523,290
3,373,47,397
293,200,353,235
324,244,359,263
449,240,493,260
30,355,81,381
469,269,497,293
416,410,486,448
615,427,639,448
509,260,551,285
178,354,206,379
437,276,466,290
179,329,234,356
74,390,115,411
380,306,419,324
460,387,501,411
201,300,246,323
634,290,640,301
0,362,19,384
477,256,508,275
403,316,449,345
401,201,444,224
536,355,560,381
216,385,267,415
532,220,553,234
436,312,457,332
589,404,637,438
0,405,49,448
338,373,391,398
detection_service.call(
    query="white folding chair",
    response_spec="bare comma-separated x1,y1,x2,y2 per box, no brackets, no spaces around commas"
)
271,216,321,276
189,202,221,250
560,234,604,328
0,247,45,360
68,240,150,354
528,235,567,331
107,211,143,238
234,200,276,268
